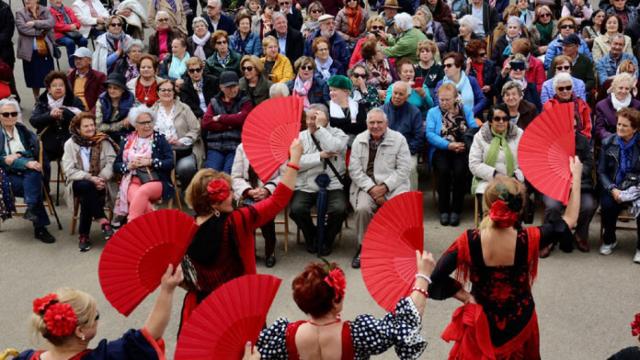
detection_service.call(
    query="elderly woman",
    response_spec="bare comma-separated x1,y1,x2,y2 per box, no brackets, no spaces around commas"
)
511,38,545,93
260,35,293,84
591,14,633,63
115,0,148,40
382,13,426,62
348,16,387,67
93,15,133,74
202,71,253,173
327,75,367,144
544,72,591,139
254,254,433,358
96,73,135,145
179,140,302,328
335,0,368,45
188,17,214,61
286,56,330,109
494,54,542,111
595,73,640,142
465,38,496,103
426,83,478,226
230,10,262,57
357,38,395,94
532,5,555,54
148,11,182,62
16,0,56,101
205,30,242,79
239,55,272,105
415,6,447,54
30,71,85,164
158,37,191,80
415,39,443,101
350,64,381,108
582,9,605,48
113,105,174,222
435,52,486,117
180,57,218,118
540,55,587,103
112,39,144,82
0,99,55,244
311,36,339,82
598,59,639,101
491,16,526,68
300,1,324,38
127,54,163,107
501,80,538,129
151,79,202,187
14,267,183,359
50,0,88,68
252,2,274,39
147,0,187,37
469,104,524,202
62,112,117,251
72,0,109,40
385,58,432,113
447,15,479,56
598,108,640,262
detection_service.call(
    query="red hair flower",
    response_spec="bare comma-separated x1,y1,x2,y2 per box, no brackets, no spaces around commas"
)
207,179,231,203
43,303,78,337
324,268,346,302
631,313,640,337
33,293,59,315
489,199,519,228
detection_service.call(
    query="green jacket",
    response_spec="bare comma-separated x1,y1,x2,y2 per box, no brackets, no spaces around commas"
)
383,28,427,63
0,123,38,173
205,50,242,79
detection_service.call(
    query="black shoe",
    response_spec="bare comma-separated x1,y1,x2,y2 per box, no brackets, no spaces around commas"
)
34,227,56,244
23,209,38,222
320,244,333,257
101,223,114,240
265,254,276,268
450,213,460,226
79,234,92,252
440,213,450,226
351,246,361,269
305,240,317,254
539,244,554,258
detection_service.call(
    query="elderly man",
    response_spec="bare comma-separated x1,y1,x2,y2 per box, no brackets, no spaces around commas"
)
67,47,106,112
595,34,639,86
543,16,592,70
203,0,236,34
289,104,348,256
381,81,423,190
266,12,304,64
304,14,349,75
349,108,411,268
276,0,303,30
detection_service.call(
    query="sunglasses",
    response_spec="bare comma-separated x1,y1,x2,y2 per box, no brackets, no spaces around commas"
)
1,112,18,118
539,13,551,18
300,65,313,71
156,18,169,22
352,73,366,78
242,66,255,72
311,8,323,13
510,62,526,71
110,22,122,27
557,85,573,92
492,116,509,122
371,25,384,30
444,63,456,68
279,1,290,4
188,67,202,73
216,40,227,45
560,24,575,29
556,65,571,71
478,52,487,57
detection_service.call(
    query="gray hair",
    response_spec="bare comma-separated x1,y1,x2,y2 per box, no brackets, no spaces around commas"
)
207,0,221,7
272,11,287,23
417,5,432,23
128,105,156,126
269,83,290,97
609,73,636,94
610,33,626,43
458,15,479,30
506,16,522,27
552,72,573,89
394,13,414,31
392,80,410,94
366,107,388,122
308,103,329,120
501,80,523,97
192,16,208,28
125,39,144,52
0,98,22,122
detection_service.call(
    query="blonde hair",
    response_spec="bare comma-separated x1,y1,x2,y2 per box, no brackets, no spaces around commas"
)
262,35,278,50
479,177,526,229
185,168,232,215
31,288,97,346
240,55,265,74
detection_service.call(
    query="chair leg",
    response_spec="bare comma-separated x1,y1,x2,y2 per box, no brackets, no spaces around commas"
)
70,197,79,235
283,207,289,254
43,189,62,230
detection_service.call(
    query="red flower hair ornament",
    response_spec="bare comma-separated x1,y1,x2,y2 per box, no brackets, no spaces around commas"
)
207,179,231,203
631,313,640,337
489,184,523,228
32,294,78,338
324,268,346,302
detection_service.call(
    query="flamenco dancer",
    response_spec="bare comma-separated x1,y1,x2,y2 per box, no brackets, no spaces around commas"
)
255,251,435,359
12,265,183,359
179,139,303,331
428,158,583,359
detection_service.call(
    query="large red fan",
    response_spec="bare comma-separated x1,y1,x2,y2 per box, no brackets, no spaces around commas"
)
242,96,303,183
361,192,424,312
98,209,198,316
174,274,282,359
518,102,576,204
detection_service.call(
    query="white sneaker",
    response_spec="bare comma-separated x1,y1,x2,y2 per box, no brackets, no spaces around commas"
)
633,250,640,264
599,242,618,255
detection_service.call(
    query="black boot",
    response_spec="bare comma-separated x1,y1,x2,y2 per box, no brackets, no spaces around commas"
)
351,245,361,269
34,227,55,244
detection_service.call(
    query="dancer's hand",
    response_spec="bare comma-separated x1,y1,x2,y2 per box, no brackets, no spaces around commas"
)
243,342,261,360
569,156,583,181
160,264,183,293
289,138,303,163
416,250,435,277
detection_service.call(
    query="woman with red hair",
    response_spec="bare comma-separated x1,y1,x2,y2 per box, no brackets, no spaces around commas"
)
256,252,435,359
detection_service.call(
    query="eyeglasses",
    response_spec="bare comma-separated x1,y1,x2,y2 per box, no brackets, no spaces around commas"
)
492,116,509,122
371,25,384,30
242,66,255,72
478,52,487,57
560,24,575,29
216,40,227,45
279,1,290,5
156,18,169,22
556,65,571,71
300,65,313,71
311,8,323,13
110,22,122,27
557,85,573,92
188,67,202,73
1,112,18,118
352,73,366,78
158,88,174,93
539,13,551,18
317,47,329,52
95,312,100,321
444,63,456,68
138,121,154,126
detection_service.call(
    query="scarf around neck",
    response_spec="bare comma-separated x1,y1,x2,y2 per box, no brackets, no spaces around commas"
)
107,31,127,53
52,4,71,24
443,71,474,110
616,133,638,185
344,6,363,37
192,32,211,60
168,52,190,80
293,76,312,108
315,57,333,80
70,127,119,176
486,127,515,177
611,93,632,111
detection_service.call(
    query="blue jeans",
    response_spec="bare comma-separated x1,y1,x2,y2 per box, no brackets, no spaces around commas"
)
56,35,88,68
204,150,235,174
8,170,50,227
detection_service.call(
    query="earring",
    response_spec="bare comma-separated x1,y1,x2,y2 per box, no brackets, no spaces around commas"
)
81,334,86,341
213,208,221,217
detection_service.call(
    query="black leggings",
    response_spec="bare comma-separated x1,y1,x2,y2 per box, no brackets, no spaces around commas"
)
73,180,107,235
433,149,469,214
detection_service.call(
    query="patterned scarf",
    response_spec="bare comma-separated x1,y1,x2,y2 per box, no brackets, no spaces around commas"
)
440,105,467,142
293,75,312,108
70,126,119,176
114,132,154,215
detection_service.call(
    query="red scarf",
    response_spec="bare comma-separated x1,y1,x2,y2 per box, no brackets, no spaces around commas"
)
344,6,363,38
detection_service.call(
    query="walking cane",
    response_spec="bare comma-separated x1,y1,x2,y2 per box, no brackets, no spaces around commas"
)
38,141,62,230
315,173,330,257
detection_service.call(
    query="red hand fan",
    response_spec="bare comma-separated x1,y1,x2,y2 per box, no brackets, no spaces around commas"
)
518,102,576,204
242,96,303,183
174,274,282,360
98,209,198,316
361,192,424,312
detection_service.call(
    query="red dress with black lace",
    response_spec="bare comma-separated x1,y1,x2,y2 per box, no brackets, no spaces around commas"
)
429,225,562,360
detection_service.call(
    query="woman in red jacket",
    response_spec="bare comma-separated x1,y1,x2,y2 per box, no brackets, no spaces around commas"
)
543,71,592,140
50,0,87,68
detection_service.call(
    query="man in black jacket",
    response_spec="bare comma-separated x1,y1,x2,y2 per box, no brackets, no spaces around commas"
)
276,0,303,30
180,57,219,118
203,0,236,34
266,12,304,65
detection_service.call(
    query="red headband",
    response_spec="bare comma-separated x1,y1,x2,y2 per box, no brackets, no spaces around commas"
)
207,178,231,203
33,293,78,337
324,268,346,302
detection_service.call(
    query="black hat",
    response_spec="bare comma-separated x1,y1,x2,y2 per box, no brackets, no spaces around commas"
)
220,71,239,87
103,72,127,91
561,33,580,46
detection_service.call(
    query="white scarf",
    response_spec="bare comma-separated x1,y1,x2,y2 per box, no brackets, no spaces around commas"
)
315,57,333,81
191,32,211,60
329,98,359,123
443,71,474,110
47,94,82,115
611,93,632,111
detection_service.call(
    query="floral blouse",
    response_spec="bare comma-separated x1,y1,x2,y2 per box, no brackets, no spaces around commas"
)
256,297,427,359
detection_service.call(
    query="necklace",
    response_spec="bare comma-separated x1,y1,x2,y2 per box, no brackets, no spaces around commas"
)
141,84,153,103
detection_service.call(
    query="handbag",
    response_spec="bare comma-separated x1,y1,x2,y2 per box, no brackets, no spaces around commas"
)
35,35,49,56
65,30,83,40
620,172,640,191
135,166,160,184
